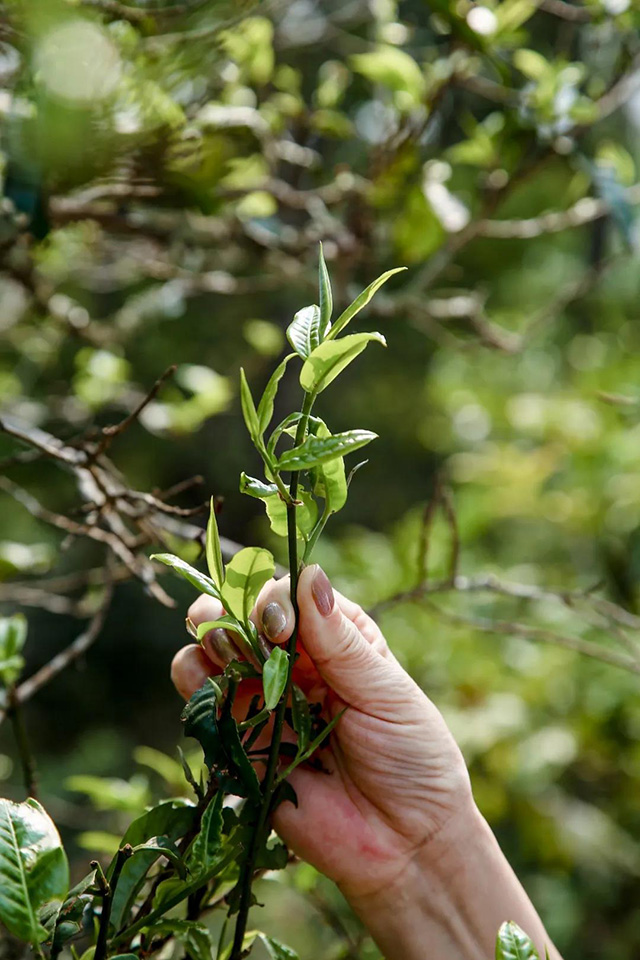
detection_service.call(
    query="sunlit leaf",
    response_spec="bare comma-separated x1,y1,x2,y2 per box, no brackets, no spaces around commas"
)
300,332,386,394
151,554,221,600
257,353,295,434
0,613,27,686
495,921,540,960
239,367,260,442
0,798,69,945
277,429,377,471
318,242,333,333
206,498,225,587
287,304,328,360
327,268,406,339
221,546,275,623
262,647,289,710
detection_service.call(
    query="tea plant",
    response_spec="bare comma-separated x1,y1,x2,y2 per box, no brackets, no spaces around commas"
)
0,251,548,960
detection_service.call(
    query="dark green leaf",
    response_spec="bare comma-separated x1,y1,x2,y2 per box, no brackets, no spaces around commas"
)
287,304,329,359
188,791,223,874
280,709,346,780
495,921,540,960
291,684,311,754
221,546,275,623
182,679,224,769
277,429,377,472
110,801,196,931
262,647,289,710
326,267,406,339
257,353,295,435
318,242,333,333
130,837,187,879
206,497,225,587
147,919,214,960
150,554,221,600
239,367,260,442
218,711,262,803
0,798,69,945
300,332,386,394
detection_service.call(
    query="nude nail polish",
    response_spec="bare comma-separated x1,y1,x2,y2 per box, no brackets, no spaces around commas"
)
311,565,334,617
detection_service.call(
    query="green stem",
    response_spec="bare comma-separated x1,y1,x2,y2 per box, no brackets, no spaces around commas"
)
229,390,315,960
93,845,133,960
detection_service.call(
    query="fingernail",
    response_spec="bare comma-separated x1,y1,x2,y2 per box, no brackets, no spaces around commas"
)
262,601,287,640
311,565,334,617
257,633,274,661
204,628,239,665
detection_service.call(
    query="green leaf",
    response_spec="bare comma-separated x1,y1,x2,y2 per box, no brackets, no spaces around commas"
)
221,546,275,623
280,709,346,781
256,353,295,435
327,267,406,339
239,367,260,442
240,473,278,499
218,711,262,803
291,684,311,754
262,647,289,710
318,242,333,333
130,837,187,879
277,429,377,472
182,679,225,769
151,554,221,600
147,919,214,960
110,800,196,931
0,613,27,686
300,332,386,394
310,421,347,513
206,498,225,587
265,487,318,540
188,791,223,874
287,304,329,359
351,46,425,108
220,930,298,960
0,798,69,945
495,921,540,960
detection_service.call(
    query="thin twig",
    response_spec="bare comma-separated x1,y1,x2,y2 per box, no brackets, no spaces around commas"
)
7,688,38,798
95,364,177,455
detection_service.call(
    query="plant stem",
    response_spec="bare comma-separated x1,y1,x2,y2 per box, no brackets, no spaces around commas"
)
229,390,315,960
7,687,38,799
93,845,133,960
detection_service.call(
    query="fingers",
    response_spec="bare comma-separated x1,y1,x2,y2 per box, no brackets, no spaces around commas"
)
255,577,295,643
171,644,219,700
296,565,414,716
188,594,260,670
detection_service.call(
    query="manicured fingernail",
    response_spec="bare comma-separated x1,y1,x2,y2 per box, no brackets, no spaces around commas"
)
311,565,334,617
204,628,239,665
257,633,274,661
262,601,287,640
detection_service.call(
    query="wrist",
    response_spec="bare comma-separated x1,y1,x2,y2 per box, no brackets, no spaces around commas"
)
342,802,559,960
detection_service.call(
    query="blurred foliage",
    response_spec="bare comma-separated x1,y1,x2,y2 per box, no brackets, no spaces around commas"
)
1,0,640,957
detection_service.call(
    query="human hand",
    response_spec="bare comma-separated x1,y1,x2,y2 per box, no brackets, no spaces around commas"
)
171,563,473,903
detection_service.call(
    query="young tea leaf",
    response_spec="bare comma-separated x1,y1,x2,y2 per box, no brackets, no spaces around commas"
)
318,242,333,333
262,647,289,710
309,421,347,513
277,429,377,472
206,498,225,587
265,487,318,540
287,305,329,360
495,921,540,960
0,613,27,686
239,473,278,499
300,332,386,394
151,554,221,601
256,353,295,435
221,546,275,623
326,267,406,339
0,798,69,945
130,836,187,879
239,367,260,442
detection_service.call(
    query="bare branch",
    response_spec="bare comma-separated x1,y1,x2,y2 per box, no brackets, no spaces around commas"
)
96,364,177,455
0,585,114,727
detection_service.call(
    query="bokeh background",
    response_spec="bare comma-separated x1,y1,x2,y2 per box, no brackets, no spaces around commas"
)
2,0,640,956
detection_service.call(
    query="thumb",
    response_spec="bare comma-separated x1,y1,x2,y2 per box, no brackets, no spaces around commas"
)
297,565,411,716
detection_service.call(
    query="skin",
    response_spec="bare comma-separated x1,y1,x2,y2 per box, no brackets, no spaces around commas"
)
172,564,563,960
